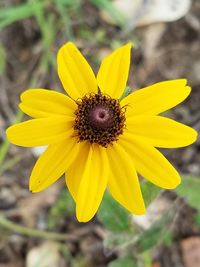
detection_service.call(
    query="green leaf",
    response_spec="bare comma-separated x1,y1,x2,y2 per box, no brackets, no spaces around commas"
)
48,190,75,229
120,86,131,101
141,180,161,206
136,213,172,253
89,0,125,27
176,175,200,210
109,255,137,267
98,191,131,232
0,2,44,29
194,211,200,227
163,231,174,247
141,251,152,267
104,232,134,250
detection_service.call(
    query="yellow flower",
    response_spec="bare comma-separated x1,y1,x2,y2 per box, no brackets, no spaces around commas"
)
6,42,197,222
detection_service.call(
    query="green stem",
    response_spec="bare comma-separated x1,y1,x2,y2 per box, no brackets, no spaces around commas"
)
0,215,77,242
0,110,23,167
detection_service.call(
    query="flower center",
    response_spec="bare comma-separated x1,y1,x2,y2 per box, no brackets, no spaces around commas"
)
74,93,126,147
88,105,113,130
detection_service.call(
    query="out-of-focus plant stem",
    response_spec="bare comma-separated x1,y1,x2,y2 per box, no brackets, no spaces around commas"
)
0,215,77,241
0,110,23,173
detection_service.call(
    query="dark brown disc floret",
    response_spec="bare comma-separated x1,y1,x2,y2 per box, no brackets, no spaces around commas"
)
74,93,126,147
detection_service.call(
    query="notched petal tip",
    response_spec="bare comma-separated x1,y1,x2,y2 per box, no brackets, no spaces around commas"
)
124,42,133,49
118,42,133,55
176,78,187,86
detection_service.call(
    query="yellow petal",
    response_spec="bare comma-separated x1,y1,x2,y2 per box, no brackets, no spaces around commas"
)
119,135,181,189
107,143,145,214
76,145,108,222
97,43,132,99
121,80,190,116
30,138,80,192
65,142,90,201
57,42,97,100
19,89,76,118
6,116,73,147
126,115,197,148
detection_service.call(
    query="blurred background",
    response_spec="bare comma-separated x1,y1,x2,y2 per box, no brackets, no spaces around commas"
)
0,0,200,266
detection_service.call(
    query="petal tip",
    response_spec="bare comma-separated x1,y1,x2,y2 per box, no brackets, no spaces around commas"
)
76,216,88,223
168,176,181,190
29,181,43,193
189,128,198,144
125,42,133,49
179,78,187,86
184,85,191,96
18,102,25,113
133,206,146,216
6,126,14,143
20,90,28,102
29,188,36,194
57,41,77,57
76,203,96,223
76,211,91,223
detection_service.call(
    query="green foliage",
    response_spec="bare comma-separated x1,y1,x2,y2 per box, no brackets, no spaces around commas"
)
104,232,134,250
98,191,132,232
162,231,174,247
135,214,172,253
54,0,81,39
54,0,80,9
141,251,152,267
120,86,132,101
176,175,200,210
0,2,44,29
48,190,75,229
89,0,125,27
0,110,23,175
109,255,137,267
0,44,6,75
194,211,200,227
141,180,162,206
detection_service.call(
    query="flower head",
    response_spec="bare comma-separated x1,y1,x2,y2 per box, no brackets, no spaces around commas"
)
6,42,197,222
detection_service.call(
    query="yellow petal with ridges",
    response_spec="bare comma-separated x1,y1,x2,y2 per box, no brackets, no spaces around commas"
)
30,138,80,192
65,142,90,201
97,43,132,99
119,135,181,189
76,145,108,222
57,42,97,100
20,89,76,118
121,80,190,116
126,115,197,148
107,143,145,214
6,116,73,147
